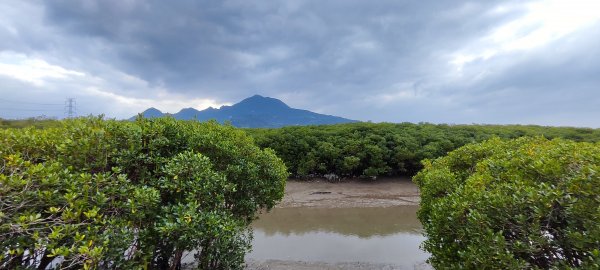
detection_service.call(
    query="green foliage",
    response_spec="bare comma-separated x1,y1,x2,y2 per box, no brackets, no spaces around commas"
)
247,122,600,179
0,117,288,269
0,117,60,129
414,137,600,269
0,155,150,269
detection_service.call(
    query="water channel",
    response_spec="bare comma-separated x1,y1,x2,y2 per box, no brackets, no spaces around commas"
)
247,205,428,268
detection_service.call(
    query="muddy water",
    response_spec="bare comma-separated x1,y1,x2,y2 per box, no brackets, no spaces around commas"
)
247,206,428,267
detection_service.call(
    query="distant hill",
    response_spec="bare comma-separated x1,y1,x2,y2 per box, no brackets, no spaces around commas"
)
131,95,357,128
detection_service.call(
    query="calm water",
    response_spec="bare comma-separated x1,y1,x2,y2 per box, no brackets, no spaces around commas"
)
247,206,428,267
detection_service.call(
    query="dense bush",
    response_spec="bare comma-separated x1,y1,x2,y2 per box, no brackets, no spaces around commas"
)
0,117,288,269
0,117,60,129
248,122,600,179
414,137,600,269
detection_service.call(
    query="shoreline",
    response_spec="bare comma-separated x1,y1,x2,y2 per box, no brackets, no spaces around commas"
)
275,177,420,208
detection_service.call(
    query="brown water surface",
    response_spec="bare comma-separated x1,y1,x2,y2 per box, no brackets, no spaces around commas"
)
247,205,428,267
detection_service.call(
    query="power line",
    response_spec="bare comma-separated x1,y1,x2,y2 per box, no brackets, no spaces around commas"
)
0,108,63,112
0,97,78,116
0,98,63,106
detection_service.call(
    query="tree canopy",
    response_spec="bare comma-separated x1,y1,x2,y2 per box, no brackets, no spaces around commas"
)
414,137,600,269
0,117,288,269
248,122,600,179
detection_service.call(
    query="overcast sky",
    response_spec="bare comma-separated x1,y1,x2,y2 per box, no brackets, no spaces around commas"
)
1,0,599,127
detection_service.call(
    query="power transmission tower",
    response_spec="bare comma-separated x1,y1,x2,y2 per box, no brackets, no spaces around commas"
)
65,98,76,118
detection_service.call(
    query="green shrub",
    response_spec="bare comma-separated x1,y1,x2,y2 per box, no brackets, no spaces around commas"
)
0,117,60,129
0,117,288,269
414,137,600,269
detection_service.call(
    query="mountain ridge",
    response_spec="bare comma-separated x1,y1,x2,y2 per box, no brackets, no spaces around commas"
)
132,95,357,128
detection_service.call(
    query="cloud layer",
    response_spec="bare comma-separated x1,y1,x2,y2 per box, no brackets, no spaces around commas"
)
1,0,599,126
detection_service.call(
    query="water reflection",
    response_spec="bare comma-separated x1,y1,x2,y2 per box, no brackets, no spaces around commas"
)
248,206,428,265
254,206,422,238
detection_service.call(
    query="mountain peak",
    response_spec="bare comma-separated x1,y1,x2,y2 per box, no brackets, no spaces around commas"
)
143,107,162,113
236,95,289,110
178,107,199,113
141,107,164,117
174,107,202,120
130,107,164,120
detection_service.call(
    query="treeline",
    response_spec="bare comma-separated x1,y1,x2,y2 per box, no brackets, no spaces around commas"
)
248,122,600,178
0,117,60,129
0,117,287,269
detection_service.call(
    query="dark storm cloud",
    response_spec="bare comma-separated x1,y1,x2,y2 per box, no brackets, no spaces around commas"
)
40,1,524,98
1,0,599,126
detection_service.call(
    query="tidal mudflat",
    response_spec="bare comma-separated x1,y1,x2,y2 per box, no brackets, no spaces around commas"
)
246,179,429,270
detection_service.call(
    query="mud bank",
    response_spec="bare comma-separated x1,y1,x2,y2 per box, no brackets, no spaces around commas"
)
276,177,420,208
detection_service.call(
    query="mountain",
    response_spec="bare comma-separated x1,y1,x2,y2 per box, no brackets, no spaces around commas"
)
138,107,164,118
131,95,357,128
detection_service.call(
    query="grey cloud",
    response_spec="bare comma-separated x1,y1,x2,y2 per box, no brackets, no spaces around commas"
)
0,0,598,127
40,1,522,96
449,25,600,126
